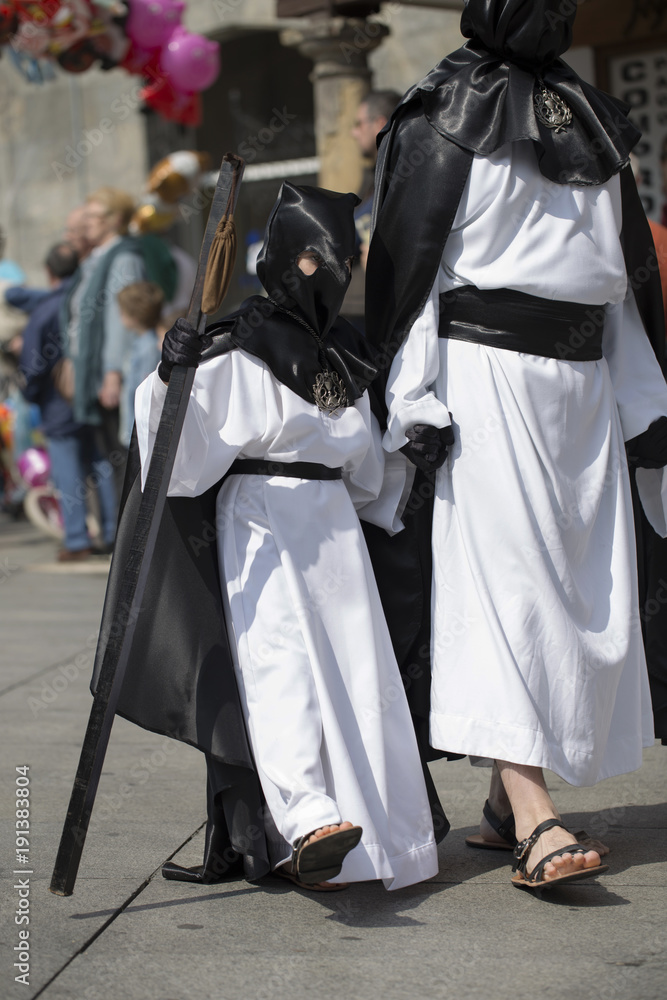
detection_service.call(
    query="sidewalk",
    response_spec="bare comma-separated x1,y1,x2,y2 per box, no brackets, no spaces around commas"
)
1,515,666,1000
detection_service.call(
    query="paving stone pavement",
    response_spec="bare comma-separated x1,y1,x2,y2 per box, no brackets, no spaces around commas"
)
1,516,666,1000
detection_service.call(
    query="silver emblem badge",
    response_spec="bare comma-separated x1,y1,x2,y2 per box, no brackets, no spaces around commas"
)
313,370,348,416
534,83,573,133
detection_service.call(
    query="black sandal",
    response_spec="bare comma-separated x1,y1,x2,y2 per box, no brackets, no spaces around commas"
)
287,825,362,885
511,818,608,891
274,868,349,892
465,799,517,851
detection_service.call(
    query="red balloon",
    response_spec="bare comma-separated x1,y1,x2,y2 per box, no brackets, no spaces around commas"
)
141,75,202,127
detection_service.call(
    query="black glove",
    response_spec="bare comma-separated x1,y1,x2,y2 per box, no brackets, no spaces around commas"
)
158,318,212,383
401,423,455,473
626,416,667,469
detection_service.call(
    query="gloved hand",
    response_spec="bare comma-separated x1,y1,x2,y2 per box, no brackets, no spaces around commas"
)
158,318,212,384
626,416,667,469
400,423,455,473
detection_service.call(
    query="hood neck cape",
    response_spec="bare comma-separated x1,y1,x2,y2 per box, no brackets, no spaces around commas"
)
202,297,378,410
392,0,639,187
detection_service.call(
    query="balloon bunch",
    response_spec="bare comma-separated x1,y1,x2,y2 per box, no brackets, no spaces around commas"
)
1,1,220,125
122,0,220,126
4,2,129,73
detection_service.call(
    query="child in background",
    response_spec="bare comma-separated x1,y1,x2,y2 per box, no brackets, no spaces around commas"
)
117,281,163,447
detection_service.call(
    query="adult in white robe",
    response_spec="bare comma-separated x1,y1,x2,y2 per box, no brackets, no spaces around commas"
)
382,136,667,882
135,339,438,891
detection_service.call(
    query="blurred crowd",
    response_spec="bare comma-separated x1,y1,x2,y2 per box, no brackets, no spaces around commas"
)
0,188,194,560
0,92,403,562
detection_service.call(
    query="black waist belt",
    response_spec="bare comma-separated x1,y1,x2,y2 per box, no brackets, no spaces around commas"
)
228,459,342,480
438,286,605,361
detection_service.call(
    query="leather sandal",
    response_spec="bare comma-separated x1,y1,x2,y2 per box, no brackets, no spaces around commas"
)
465,799,517,850
274,867,349,892
287,825,362,885
511,818,608,891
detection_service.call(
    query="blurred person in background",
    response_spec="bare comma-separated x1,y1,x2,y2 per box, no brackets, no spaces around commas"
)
3,205,93,321
0,225,26,284
117,281,163,448
0,224,29,374
65,204,95,263
341,90,401,331
61,187,146,502
19,243,117,561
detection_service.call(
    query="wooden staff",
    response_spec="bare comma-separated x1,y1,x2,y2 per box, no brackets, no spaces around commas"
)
50,154,245,897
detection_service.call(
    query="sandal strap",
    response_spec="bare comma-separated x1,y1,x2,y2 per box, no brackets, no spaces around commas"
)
512,818,567,873
526,844,586,884
289,830,315,874
482,799,517,846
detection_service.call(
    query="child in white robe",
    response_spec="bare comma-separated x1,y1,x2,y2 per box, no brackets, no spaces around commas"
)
135,184,439,890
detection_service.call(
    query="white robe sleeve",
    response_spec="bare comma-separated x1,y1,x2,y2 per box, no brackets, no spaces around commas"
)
134,353,266,497
382,270,451,453
602,288,667,537
343,394,414,535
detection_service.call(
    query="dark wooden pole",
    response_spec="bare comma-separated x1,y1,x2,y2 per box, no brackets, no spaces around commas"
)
49,154,245,897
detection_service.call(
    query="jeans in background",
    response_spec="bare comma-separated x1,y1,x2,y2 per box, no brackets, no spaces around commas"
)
47,428,118,551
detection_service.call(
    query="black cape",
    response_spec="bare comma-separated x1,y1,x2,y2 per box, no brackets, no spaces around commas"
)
364,7,667,748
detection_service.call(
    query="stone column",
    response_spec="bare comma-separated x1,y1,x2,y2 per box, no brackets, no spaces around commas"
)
281,17,389,192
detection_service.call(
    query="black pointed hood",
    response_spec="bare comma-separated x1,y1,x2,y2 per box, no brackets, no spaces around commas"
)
461,0,574,71
256,182,360,337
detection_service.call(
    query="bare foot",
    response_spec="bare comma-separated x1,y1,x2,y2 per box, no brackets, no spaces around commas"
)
520,823,601,882
304,821,354,847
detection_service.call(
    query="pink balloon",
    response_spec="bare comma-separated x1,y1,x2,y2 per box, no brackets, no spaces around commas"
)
126,0,185,51
18,448,50,488
160,27,220,93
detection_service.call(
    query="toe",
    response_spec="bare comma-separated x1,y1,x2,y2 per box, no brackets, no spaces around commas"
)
542,860,559,880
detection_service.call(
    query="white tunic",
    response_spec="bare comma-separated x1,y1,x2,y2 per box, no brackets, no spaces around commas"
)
135,350,438,889
384,140,667,786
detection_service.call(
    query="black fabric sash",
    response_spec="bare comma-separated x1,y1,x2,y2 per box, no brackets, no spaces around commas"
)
438,285,605,361
228,459,342,480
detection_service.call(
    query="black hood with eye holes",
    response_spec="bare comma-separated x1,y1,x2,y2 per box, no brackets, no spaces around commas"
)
200,183,378,410
256,182,360,338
